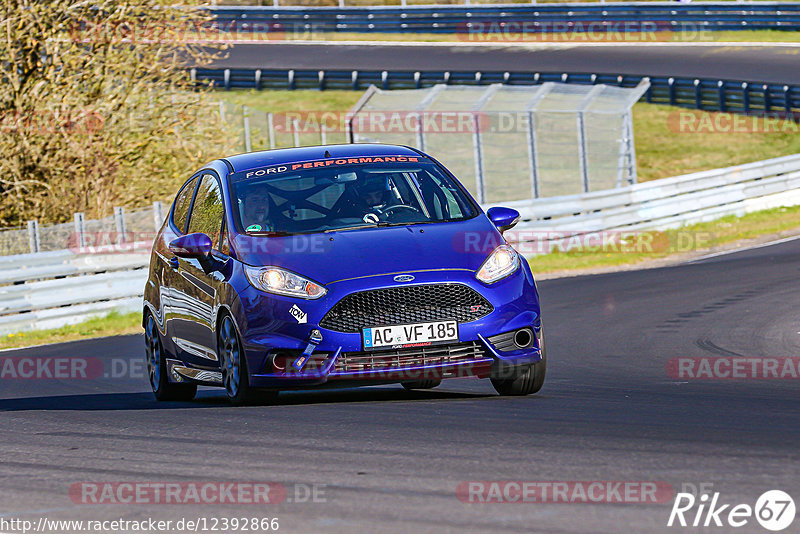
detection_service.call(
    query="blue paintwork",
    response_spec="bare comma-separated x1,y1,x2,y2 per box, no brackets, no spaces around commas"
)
143,144,542,392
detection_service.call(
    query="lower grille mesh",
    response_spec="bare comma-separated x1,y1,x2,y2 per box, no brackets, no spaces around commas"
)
334,341,488,373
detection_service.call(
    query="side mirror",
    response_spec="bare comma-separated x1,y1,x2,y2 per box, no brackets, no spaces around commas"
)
487,207,520,233
169,233,212,258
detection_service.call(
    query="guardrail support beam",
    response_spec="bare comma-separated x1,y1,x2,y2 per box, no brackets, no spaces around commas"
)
27,220,40,254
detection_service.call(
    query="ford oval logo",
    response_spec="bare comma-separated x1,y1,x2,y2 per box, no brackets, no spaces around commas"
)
393,274,415,283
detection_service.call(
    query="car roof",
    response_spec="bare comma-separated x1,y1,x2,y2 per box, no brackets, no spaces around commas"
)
222,144,423,174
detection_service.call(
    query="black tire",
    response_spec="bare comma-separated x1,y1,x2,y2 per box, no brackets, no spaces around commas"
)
401,379,442,390
145,312,197,402
491,328,546,396
218,313,278,406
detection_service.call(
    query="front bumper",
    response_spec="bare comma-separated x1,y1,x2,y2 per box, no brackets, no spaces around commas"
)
236,265,542,389
248,336,542,388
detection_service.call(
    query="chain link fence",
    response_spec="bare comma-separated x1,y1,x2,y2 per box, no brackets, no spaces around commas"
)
349,81,649,203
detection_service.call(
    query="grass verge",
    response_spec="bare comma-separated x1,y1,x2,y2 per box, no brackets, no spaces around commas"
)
218,90,800,183
0,311,142,351
527,205,800,273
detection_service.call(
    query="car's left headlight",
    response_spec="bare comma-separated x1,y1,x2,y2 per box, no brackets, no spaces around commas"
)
476,244,519,284
244,266,327,299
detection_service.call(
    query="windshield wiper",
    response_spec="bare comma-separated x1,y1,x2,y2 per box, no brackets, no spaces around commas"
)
323,224,374,233
245,230,297,237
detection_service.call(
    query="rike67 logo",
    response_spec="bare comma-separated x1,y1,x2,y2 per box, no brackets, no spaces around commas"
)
668,490,795,531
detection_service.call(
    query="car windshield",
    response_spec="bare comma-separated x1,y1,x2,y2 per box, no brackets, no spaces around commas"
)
229,158,478,235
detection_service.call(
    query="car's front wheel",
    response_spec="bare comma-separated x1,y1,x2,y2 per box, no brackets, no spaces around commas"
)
491,328,546,396
218,314,278,406
145,312,196,402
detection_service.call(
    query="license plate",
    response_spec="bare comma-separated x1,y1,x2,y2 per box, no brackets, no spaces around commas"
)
363,320,458,350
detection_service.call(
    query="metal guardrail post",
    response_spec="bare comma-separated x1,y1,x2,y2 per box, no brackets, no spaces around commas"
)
74,213,86,249
288,70,295,90
292,118,300,147
668,78,676,107
223,69,231,90
742,82,750,114
27,220,40,254
694,79,702,110
526,111,540,199
243,105,252,152
153,201,164,232
255,69,262,90
267,112,276,149
416,112,425,151
576,111,590,193
114,207,127,244
718,81,726,112
763,84,772,113
784,85,792,114
472,112,486,204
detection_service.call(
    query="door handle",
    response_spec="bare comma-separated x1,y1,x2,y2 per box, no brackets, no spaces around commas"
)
168,257,180,269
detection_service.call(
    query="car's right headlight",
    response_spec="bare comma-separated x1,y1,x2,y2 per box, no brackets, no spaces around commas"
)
244,266,327,299
476,244,519,284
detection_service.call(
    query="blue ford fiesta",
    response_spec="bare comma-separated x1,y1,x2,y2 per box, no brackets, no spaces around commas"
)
143,144,545,405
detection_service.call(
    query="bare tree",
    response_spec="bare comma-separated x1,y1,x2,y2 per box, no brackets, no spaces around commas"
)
0,0,236,225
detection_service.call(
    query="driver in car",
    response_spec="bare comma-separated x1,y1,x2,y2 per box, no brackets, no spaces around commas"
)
356,177,390,212
242,191,274,232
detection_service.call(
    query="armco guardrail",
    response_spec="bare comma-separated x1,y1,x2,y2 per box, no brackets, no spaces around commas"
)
192,68,800,115
2,154,800,334
207,3,800,33
0,250,149,334
495,153,800,252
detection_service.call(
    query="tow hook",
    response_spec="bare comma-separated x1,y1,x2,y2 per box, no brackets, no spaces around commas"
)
292,329,323,371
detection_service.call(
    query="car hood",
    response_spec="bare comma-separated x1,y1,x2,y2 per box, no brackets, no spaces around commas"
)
232,216,503,286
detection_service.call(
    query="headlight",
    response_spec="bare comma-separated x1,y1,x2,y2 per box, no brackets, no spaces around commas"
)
244,266,327,299
476,244,519,284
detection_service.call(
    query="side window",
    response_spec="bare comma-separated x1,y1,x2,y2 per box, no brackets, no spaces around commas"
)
172,177,197,233
187,174,225,247
219,220,231,255
428,173,465,219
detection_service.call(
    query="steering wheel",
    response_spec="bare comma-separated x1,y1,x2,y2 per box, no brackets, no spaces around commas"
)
383,204,420,215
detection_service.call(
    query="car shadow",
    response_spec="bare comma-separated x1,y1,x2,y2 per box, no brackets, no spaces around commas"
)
0,387,495,411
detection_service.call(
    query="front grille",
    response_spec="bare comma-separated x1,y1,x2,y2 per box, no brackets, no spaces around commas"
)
334,341,488,373
320,283,493,333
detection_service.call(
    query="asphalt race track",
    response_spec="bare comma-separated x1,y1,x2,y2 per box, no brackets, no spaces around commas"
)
2,238,799,533
213,43,800,85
